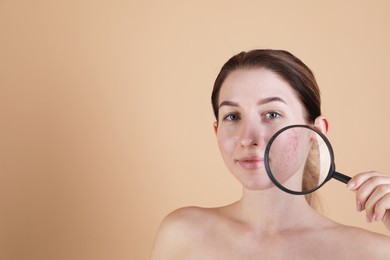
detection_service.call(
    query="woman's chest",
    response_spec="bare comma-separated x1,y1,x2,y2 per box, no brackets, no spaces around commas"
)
180,229,355,260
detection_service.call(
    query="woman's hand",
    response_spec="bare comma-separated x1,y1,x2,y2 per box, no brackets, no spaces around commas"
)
347,171,390,231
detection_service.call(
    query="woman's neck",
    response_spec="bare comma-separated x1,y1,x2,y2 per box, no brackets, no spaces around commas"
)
228,187,323,234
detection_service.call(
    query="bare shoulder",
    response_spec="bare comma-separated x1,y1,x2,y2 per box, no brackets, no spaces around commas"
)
325,223,390,258
159,206,220,233
334,224,390,242
150,206,220,259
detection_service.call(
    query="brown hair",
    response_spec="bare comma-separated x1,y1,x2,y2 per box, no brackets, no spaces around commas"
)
211,49,322,208
211,49,321,123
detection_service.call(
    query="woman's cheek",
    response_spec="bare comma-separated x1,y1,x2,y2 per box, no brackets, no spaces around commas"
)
217,134,238,158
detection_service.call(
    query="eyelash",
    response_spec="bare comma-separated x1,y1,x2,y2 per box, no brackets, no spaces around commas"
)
223,113,240,121
264,111,281,120
222,111,282,122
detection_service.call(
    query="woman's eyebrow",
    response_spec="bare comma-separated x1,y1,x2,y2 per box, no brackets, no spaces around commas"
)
257,96,287,105
219,97,287,108
219,100,239,108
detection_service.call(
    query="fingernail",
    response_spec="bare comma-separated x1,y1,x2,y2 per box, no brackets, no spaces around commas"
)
347,181,356,190
372,213,377,222
356,200,362,211
366,214,371,223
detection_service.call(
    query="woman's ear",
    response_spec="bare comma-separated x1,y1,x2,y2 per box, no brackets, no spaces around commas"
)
313,115,329,134
213,121,218,135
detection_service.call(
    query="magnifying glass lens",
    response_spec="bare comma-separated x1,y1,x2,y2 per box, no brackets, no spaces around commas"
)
265,125,333,194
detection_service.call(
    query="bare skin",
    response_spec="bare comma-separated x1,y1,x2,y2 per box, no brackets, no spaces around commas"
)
151,191,390,259
151,68,390,259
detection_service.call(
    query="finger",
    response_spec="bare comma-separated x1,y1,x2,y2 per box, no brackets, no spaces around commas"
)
373,193,390,222
364,184,390,222
347,171,385,190
355,176,389,210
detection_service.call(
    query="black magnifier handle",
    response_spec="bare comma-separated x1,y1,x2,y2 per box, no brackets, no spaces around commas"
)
333,171,351,184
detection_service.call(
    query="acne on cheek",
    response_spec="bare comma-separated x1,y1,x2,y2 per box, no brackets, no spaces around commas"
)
274,131,300,168
218,136,237,147
286,132,299,154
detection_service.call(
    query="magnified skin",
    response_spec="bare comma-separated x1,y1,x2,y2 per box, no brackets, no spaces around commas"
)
267,126,332,194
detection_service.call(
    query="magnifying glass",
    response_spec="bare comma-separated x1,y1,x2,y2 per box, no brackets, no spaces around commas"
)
264,124,351,195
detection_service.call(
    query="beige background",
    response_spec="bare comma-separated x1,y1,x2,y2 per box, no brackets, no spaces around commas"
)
1,0,390,259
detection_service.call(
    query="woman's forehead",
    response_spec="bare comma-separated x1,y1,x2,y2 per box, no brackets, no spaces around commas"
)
219,68,298,104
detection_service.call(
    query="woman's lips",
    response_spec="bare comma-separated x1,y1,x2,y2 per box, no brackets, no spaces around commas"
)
236,156,264,170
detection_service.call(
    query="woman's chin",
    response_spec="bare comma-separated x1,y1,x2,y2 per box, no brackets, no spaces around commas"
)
242,181,275,191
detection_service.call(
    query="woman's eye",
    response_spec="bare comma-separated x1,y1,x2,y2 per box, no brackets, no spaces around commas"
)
265,112,280,120
224,113,240,121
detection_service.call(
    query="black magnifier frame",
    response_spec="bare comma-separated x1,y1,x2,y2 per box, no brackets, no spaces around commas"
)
264,124,351,195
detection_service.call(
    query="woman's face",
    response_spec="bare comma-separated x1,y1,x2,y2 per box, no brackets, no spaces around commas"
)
215,68,308,190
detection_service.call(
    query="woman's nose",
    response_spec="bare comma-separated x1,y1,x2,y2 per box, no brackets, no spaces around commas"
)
239,121,262,147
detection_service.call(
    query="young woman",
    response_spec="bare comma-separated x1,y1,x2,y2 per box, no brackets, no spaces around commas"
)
151,49,390,259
